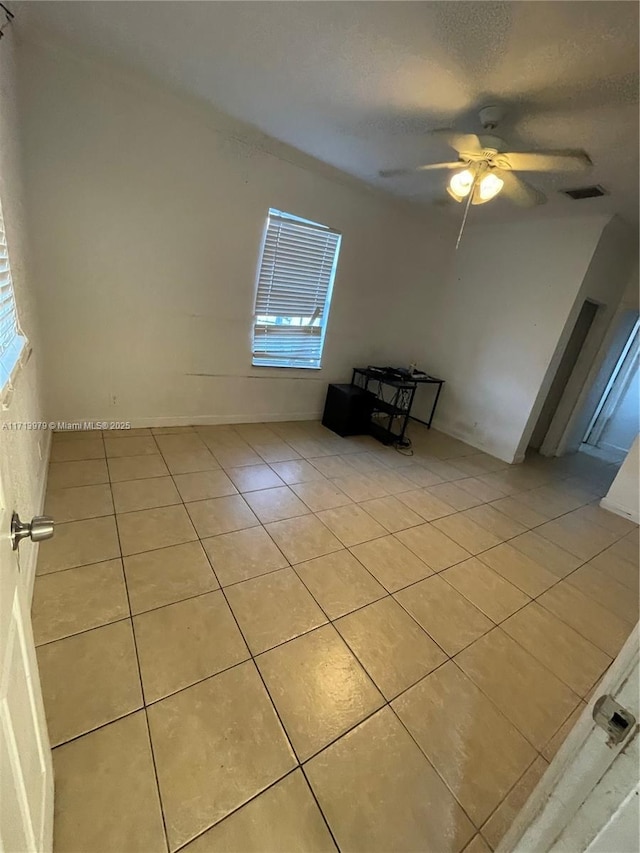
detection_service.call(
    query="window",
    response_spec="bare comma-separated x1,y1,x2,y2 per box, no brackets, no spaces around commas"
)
0,196,27,397
252,209,341,369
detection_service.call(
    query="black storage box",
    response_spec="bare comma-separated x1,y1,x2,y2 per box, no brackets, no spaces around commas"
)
322,383,373,437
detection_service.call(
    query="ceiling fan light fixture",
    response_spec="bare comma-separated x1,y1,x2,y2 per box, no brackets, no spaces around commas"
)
449,168,474,198
477,171,504,201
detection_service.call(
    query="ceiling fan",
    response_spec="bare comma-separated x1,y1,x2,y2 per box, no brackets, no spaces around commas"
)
380,105,593,246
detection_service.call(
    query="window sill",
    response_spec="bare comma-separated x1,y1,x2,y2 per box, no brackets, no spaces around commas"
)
1,335,31,410
251,361,322,370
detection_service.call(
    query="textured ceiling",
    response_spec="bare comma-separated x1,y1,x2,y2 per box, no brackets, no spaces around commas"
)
20,1,640,224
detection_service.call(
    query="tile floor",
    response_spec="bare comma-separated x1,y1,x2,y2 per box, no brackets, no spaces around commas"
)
34,420,639,852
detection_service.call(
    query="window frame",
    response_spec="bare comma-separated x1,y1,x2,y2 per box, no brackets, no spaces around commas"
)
0,194,28,407
251,208,342,370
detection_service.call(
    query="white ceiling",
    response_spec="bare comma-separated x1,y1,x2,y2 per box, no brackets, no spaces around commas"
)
19,1,640,225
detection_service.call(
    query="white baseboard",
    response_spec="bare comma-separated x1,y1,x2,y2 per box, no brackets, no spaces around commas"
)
600,496,639,525
54,412,325,429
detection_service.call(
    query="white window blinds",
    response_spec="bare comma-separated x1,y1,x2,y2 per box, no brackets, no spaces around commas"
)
0,196,27,396
252,209,341,369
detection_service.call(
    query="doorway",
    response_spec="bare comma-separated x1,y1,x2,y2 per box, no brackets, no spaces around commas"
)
582,316,640,463
529,299,600,451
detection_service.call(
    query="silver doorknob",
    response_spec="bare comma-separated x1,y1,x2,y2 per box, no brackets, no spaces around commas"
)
11,512,55,550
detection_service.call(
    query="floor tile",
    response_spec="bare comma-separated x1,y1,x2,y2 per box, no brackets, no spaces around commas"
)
270,459,325,484
462,504,527,541
252,441,301,463
426,482,483,510
243,485,311,523
107,453,170,482
111,475,181,513
316,504,387,546
402,464,445,488
257,625,384,760
265,515,342,563
396,488,456,521
305,707,474,853
369,470,415,495
502,602,611,697
432,514,502,555
481,757,548,850
32,559,129,644
477,542,559,597
213,446,264,468
421,460,469,483
52,712,166,853
358,495,425,533
162,448,220,474
341,452,388,476
564,563,639,624
588,548,639,592
395,575,493,656
457,477,509,503
118,504,197,555
291,479,353,512
349,535,433,592
295,550,387,619
50,438,105,462
537,582,633,658
171,469,237,502
147,662,296,851
442,558,530,623
47,459,109,490
488,496,550,530
395,523,471,570
393,661,536,826
134,591,249,702
124,541,219,614
202,526,288,586
330,474,388,502
226,568,327,654
155,433,208,455
517,485,585,519
569,503,637,537
542,703,585,762
104,436,158,457
335,597,446,699
610,530,639,565
38,620,142,746
36,516,120,574
227,463,285,493
44,483,113,523
309,455,356,478
536,513,618,560
456,629,580,750
186,494,259,538
181,771,336,853
463,835,492,853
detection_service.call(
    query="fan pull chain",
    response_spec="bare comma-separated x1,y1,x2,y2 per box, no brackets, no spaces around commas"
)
455,170,480,250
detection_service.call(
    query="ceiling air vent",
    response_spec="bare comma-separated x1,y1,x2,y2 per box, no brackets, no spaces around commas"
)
561,185,607,200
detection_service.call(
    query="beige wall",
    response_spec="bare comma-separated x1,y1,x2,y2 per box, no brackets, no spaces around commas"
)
0,31,47,595
18,38,440,428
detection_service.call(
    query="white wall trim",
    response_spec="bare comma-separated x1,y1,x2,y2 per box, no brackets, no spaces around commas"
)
599,496,639,525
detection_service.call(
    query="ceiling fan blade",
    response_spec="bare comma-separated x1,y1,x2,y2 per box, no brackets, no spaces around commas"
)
497,170,547,207
430,130,483,155
503,150,592,172
379,162,462,178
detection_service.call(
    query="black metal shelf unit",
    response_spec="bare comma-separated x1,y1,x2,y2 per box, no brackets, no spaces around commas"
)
351,367,444,446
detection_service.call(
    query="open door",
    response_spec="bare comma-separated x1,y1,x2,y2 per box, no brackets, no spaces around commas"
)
0,464,54,851
499,625,639,852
